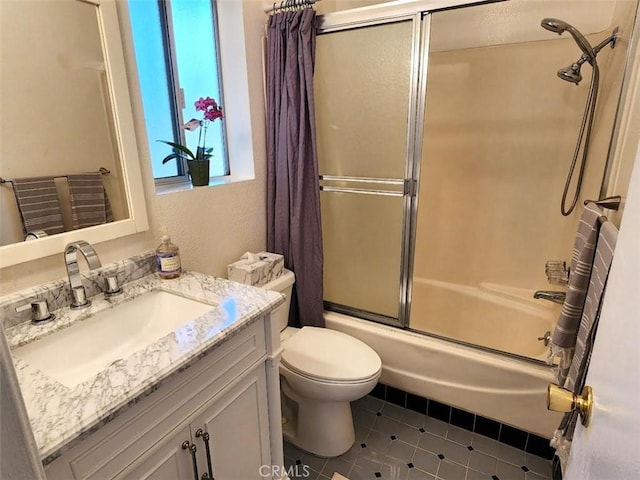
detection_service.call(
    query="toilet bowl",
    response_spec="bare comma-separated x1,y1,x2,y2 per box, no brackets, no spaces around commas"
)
261,270,382,458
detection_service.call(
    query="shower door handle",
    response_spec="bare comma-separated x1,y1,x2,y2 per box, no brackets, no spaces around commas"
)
318,175,408,197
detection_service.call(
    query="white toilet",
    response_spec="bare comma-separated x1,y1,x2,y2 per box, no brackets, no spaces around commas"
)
261,269,382,458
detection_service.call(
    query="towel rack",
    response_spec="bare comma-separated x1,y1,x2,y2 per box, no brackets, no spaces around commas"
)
0,167,111,185
584,195,621,211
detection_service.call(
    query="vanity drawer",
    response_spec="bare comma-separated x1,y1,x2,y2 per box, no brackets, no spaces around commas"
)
45,318,267,480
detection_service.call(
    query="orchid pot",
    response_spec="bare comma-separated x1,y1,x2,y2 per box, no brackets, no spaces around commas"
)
159,96,223,188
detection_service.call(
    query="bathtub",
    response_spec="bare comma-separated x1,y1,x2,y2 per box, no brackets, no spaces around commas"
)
325,312,563,438
410,278,559,360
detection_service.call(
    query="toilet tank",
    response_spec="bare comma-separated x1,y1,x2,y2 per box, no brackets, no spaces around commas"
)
260,269,295,332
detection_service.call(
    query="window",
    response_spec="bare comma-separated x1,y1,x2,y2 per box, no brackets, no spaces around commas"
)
129,0,229,184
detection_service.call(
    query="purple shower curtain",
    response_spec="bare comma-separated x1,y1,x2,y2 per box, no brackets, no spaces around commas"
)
266,9,324,328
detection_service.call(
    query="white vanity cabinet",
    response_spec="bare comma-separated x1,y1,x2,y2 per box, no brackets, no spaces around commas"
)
124,365,270,480
45,318,279,480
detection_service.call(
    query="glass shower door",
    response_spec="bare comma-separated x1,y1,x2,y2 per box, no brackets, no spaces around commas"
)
315,19,417,325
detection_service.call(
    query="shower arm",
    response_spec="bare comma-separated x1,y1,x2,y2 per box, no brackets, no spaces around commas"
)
592,27,619,56
565,29,618,72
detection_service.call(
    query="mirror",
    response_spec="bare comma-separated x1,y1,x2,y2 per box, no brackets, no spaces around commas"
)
0,0,148,267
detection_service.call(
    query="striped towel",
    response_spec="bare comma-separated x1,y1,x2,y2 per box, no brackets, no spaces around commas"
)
548,202,603,385
11,177,65,235
67,173,114,229
551,219,618,471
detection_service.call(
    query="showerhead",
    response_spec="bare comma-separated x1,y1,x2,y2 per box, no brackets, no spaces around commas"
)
557,63,583,84
540,18,569,34
541,18,595,61
542,18,619,85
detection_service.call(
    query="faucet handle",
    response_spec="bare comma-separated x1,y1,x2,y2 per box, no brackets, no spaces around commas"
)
16,299,55,324
104,276,122,298
537,330,552,346
71,286,91,310
545,260,569,285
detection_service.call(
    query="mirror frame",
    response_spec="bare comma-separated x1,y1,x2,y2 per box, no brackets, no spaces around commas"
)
0,0,148,268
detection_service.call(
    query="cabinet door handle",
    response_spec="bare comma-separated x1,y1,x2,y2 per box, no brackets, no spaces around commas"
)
182,440,199,480
195,429,214,480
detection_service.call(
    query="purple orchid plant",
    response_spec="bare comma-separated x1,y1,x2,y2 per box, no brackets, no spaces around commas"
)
160,96,223,164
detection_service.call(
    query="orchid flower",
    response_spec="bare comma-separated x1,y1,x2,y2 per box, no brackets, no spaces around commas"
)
159,96,223,164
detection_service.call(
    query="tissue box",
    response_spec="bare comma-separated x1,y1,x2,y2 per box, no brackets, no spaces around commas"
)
227,252,284,287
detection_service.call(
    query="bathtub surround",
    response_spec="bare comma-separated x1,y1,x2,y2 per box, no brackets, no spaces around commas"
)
266,8,324,328
549,203,603,385
551,219,619,473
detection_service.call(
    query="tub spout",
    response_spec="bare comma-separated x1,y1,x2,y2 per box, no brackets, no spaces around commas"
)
533,290,566,304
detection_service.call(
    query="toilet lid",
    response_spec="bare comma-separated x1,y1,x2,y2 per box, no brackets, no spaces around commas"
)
281,327,382,382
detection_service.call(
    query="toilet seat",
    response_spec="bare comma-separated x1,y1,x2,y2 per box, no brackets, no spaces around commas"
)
281,327,382,384
281,362,380,385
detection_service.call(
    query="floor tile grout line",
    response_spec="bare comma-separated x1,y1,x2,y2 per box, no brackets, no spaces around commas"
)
289,398,553,480
373,385,555,461
358,401,552,466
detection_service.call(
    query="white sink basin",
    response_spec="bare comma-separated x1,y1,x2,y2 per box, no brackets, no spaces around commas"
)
12,290,216,387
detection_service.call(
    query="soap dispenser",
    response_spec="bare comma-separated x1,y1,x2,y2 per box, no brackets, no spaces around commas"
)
155,228,181,279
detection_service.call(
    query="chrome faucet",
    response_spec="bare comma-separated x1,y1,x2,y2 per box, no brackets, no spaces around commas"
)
533,290,566,305
64,240,102,309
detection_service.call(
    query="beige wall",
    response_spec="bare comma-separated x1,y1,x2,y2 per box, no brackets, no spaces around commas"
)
412,1,636,291
0,1,268,294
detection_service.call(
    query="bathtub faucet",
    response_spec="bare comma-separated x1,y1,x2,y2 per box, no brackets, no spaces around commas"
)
533,290,566,305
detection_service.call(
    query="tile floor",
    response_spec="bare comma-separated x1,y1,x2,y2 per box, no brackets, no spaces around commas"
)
284,396,553,480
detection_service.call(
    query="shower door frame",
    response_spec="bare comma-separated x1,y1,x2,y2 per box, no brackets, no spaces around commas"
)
317,0,502,328
317,0,639,366
317,12,425,328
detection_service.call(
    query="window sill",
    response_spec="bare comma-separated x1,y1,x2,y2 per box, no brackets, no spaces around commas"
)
154,173,255,196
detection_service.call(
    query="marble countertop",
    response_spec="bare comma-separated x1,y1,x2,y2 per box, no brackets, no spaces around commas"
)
5,271,284,462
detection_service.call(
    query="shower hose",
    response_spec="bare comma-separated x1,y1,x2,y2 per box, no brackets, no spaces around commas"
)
561,63,600,216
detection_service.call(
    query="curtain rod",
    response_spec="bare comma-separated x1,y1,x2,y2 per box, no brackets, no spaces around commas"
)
264,0,319,14
0,167,111,185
